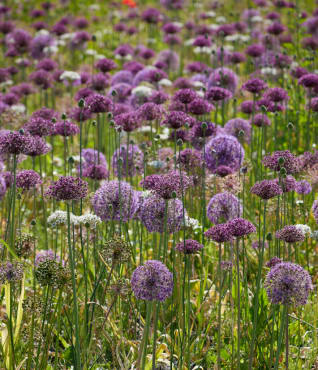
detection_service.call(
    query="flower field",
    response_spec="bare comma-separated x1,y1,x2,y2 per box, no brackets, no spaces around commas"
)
0,0,318,368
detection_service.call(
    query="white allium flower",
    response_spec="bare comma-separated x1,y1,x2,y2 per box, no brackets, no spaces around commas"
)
115,54,132,61
184,38,194,46
184,215,201,230
295,224,311,236
96,54,106,60
192,81,205,88
311,230,318,240
205,11,216,18
78,213,102,229
158,78,172,87
193,46,215,54
47,210,79,227
159,127,170,140
132,86,154,98
251,16,263,23
197,90,205,98
89,4,100,11
60,71,81,82
60,33,74,41
11,104,26,114
261,67,278,76
85,49,97,56
36,29,50,37
0,80,13,88
216,16,226,24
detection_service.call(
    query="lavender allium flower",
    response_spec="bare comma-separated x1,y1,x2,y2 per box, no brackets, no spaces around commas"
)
221,261,233,271
0,130,33,155
266,257,282,268
265,262,313,306
47,176,88,201
82,164,109,180
309,97,318,112
141,8,161,24
251,113,271,127
35,249,61,266
156,49,180,72
263,87,289,103
241,101,255,114
298,73,318,89
0,175,6,199
227,218,256,237
207,192,242,224
91,73,109,91
92,180,139,222
242,78,267,94
205,224,233,242
224,118,251,142
275,175,296,193
138,194,183,233
312,200,318,224
250,179,282,199
205,135,245,173
96,58,117,73
112,144,143,178
131,260,173,302
161,111,192,129
262,150,300,174
245,44,265,58
114,112,139,132
24,117,54,137
0,261,24,284
86,94,112,114
137,102,163,121
206,87,232,102
29,69,52,89
16,170,42,190
54,120,79,137
295,180,312,195
275,225,305,243
173,89,197,105
81,148,107,169
207,67,239,93
175,239,204,254
188,98,213,115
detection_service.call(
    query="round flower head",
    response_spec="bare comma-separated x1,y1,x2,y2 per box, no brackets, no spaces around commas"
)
173,89,197,105
309,97,318,112
156,49,180,72
0,175,6,199
206,87,232,102
275,225,305,243
266,257,282,269
138,194,184,233
24,117,54,137
137,102,163,121
0,130,33,155
245,44,265,58
16,170,42,190
0,261,24,284
188,98,213,115
53,120,79,137
114,112,139,132
224,118,251,142
95,58,117,73
82,164,109,180
205,223,233,243
47,176,88,201
295,180,312,195
262,150,300,174
112,144,143,178
35,249,62,266
131,260,173,302
275,175,296,193
207,192,242,224
251,113,271,127
265,262,313,306
175,239,204,254
86,93,112,114
242,78,267,94
161,111,192,129
207,67,239,93
298,73,318,89
250,179,282,200
92,180,139,222
240,100,255,114
263,87,289,103
227,218,256,237
205,135,245,173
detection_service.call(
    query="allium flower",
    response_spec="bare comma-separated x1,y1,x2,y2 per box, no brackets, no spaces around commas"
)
15,233,35,258
266,257,282,268
95,58,117,73
188,98,213,115
252,241,268,250
16,170,42,190
77,213,101,229
220,261,233,270
242,78,267,94
131,260,173,301
35,259,69,288
138,194,184,233
99,234,132,264
112,144,143,178
298,73,318,89
86,93,112,114
81,148,107,169
262,150,300,174
312,200,318,224
0,175,6,199
175,239,203,254
0,130,33,155
207,67,239,93
295,180,312,195
245,44,265,58
207,192,242,224
265,262,312,306
156,49,180,72
24,117,54,137
251,113,271,127
137,102,163,121
309,97,318,112
205,135,245,173
161,111,192,129
29,69,52,89
275,225,305,243
53,120,79,136
47,210,78,227
82,164,109,180
35,249,62,266
173,89,197,105
114,112,139,132
224,118,251,142
0,261,24,284
92,180,139,222
91,72,109,91
240,100,255,114
250,179,282,199
205,223,233,242
206,87,232,102
141,8,161,23
227,218,256,237
275,175,296,193
47,176,88,201
263,87,289,103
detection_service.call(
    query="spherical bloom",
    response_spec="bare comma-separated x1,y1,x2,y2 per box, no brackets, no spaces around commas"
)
188,98,213,115
207,67,239,93
82,164,109,180
16,170,42,190
91,72,109,91
298,73,318,89
25,116,55,137
205,135,245,173
29,69,52,89
161,111,192,129
205,224,233,242
95,58,117,73
108,83,131,102
137,102,163,121
112,144,143,178
265,262,312,306
0,130,33,155
207,192,242,224
267,22,286,35
47,176,88,201
178,148,202,170
156,49,180,72
0,175,6,199
92,180,139,222
0,261,24,284
173,89,197,105
242,78,267,94
114,112,139,132
250,179,282,200
193,35,212,48
77,213,102,229
224,118,251,142
206,87,232,102
230,52,246,64
275,175,296,193
81,148,107,170
275,225,305,243
47,210,78,227
263,87,289,103
86,93,112,114
227,218,256,237
141,8,161,23
312,200,318,224
245,44,265,58
138,194,184,233
309,97,318,112
262,150,300,174
295,180,312,195
131,260,173,302
240,100,255,114
266,257,282,268
175,239,203,254
251,113,271,127
53,120,79,137
160,0,184,10
35,249,61,267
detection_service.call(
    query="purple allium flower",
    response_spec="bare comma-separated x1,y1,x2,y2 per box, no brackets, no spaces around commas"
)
114,112,139,132
298,73,318,89
266,257,282,268
70,31,91,49
114,44,134,58
74,17,89,29
186,62,207,74
29,69,51,89
252,241,269,250
53,120,79,137
267,22,286,35
123,61,144,75
131,260,173,302
161,111,192,129
81,148,107,169
25,136,50,157
262,150,299,174
36,58,57,72
224,118,251,142
240,100,256,114
230,52,246,65
6,29,32,53
0,68,9,83
163,34,181,45
265,262,313,306
227,218,256,237
16,170,42,190
35,249,62,266
139,47,155,60
141,8,161,24
250,179,282,199
188,98,213,115
160,0,184,10
221,261,233,271
205,135,244,173
206,87,232,102
10,83,34,97
138,194,184,233
275,175,296,193
0,261,24,284
251,113,271,127
0,131,33,155
112,144,144,178
302,36,318,51
193,35,212,48
207,67,239,93
75,87,94,102
52,22,67,36
82,164,109,180
137,102,163,121
312,200,318,224
86,94,112,114
309,97,318,112
175,239,203,254
0,21,15,35
246,44,265,58
24,117,54,137
207,192,242,224
108,83,131,102
242,78,267,94
110,71,132,86
69,107,91,122
2,93,19,106
276,225,305,243
173,89,197,105
149,90,169,105
178,148,202,170
205,223,233,242
47,176,88,201
91,73,109,91
0,175,6,199
263,87,289,103
95,58,117,73
92,180,139,222
295,180,312,195
156,50,180,72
